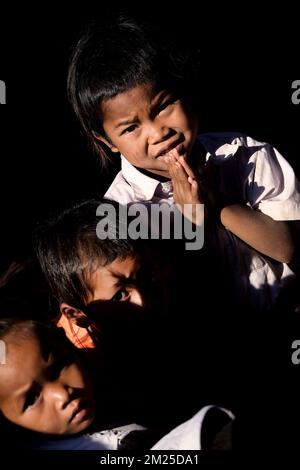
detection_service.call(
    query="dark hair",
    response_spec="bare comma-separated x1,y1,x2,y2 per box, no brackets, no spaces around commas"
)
0,259,55,322
33,199,137,310
67,14,196,166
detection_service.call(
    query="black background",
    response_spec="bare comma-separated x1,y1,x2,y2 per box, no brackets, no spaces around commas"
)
0,3,299,453
0,4,299,267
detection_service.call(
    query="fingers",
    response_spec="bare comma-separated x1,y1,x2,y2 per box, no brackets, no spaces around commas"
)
166,154,190,191
166,154,201,205
169,149,196,180
189,177,199,201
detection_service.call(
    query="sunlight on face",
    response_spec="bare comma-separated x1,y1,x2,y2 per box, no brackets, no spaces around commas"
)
0,332,95,435
99,83,199,177
86,257,144,307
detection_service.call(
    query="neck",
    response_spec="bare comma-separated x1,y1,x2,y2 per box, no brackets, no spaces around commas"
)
135,167,171,182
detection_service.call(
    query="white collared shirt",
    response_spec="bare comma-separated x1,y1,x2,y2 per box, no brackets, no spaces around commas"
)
105,155,174,205
105,133,300,220
104,132,300,311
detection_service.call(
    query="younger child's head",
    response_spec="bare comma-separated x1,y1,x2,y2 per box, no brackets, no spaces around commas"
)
0,317,95,435
34,200,161,333
67,14,199,177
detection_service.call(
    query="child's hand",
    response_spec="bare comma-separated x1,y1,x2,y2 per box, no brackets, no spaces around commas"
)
165,149,204,225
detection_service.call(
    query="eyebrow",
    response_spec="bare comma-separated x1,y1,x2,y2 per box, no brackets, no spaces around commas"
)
114,90,172,130
15,353,53,413
149,90,172,113
109,269,137,286
115,116,139,130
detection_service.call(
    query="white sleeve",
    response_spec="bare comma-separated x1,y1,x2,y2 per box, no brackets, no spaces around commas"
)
245,143,300,221
151,406,234,450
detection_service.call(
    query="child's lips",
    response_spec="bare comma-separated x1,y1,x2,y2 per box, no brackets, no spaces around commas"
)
69,399,91,423
155,138,185,159
156,143,185,161
71,406,89,423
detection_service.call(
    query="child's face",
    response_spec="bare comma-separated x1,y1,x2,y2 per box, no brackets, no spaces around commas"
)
61,254,168,336
99,83,199,177
0,331,95,435
86,256,145,307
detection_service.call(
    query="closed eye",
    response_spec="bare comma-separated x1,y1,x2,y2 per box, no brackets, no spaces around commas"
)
23,387,41,412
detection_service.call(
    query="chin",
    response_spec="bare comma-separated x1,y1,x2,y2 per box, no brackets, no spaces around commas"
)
69,417,94,435
150,168,170,177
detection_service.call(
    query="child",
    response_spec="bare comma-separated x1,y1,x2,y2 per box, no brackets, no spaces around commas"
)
34,198,239,425
0,317,95,437
67,14,300,312
0,316,234,450
33,199,169,350
0,315,163,450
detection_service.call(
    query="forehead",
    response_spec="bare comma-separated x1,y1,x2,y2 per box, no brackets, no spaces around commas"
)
0,336,45,399
88,257,140,296
101,83,161,122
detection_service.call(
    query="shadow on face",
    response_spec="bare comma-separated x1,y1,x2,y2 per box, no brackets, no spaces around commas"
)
0,328,95,436
85,298,155,353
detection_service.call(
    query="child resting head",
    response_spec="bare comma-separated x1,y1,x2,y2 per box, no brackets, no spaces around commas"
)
0,317,95,435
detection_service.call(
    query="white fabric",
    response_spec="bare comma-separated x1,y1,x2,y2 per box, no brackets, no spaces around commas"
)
199,133,300,310
26,407,234,450
104,132,300,311
105,155,173,204
105,133,300,219
151,405,234,450
29,423,147,450
199,132,300,221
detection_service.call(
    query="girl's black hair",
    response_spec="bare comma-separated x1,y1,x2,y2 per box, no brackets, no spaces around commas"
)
33,199,137,310
67,13,197,166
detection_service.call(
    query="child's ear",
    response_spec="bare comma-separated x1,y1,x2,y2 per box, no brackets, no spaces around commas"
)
60,303,90,328
92,131,119,153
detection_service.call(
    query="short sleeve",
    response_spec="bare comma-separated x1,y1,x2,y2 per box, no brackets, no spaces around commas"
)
246,143,300,221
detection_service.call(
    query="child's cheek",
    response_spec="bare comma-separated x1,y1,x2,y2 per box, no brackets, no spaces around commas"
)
131,146,146,161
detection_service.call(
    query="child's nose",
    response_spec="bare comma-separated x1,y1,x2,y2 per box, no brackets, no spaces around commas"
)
44,381,72,409
148,121,171,145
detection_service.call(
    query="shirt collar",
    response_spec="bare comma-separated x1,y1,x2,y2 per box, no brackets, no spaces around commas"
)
121,155,168,200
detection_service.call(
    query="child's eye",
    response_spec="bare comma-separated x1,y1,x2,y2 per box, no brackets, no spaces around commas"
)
111,289,130,302
23,389,40,411
121,124,137,135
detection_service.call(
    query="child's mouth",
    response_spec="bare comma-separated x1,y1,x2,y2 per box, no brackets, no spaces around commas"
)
156,141,185,160
69,399,91,423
